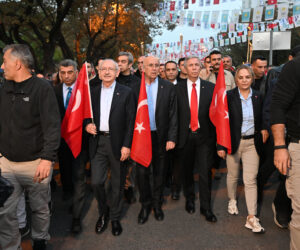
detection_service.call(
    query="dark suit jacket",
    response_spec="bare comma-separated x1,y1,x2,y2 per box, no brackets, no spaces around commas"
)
133,78,178,148
226,87,263,156
88,82,135,160
53,83,66,121
176,79,216,149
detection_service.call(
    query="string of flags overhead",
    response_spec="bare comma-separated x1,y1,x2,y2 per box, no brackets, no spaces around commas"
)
149,0,300,61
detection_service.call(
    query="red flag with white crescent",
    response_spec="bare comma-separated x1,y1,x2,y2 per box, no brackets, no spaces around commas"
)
209,61,232,154
130,72,152,167
61,62,93,158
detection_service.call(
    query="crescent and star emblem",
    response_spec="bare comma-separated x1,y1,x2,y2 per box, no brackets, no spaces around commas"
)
72,90,81,112
135,122,145,134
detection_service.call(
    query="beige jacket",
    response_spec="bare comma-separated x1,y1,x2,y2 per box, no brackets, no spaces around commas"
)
204,70,236,90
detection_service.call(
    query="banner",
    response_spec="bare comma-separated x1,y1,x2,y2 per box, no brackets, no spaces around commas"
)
278,3,289,19
202,11,210,23
242,9,251,23
293,4,300,16
231,9,240,23
211,10,220,24
253,6,263,22
265,5,275,21
221,10,229,23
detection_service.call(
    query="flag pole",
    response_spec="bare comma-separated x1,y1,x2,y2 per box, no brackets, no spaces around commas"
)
84,61,94,124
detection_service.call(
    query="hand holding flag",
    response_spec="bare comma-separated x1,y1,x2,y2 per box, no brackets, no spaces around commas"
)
209,61,232,155
61,62,93,158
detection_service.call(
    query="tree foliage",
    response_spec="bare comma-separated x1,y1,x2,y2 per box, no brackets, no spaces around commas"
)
0,0,168,73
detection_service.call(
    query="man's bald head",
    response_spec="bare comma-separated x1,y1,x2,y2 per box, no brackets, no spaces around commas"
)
143,56,160,83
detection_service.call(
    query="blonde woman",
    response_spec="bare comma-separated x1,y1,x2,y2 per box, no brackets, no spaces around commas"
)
217,65,268,233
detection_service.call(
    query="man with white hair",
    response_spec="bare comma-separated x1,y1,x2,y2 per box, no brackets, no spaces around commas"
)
85,59,135,236
134,56,178,225
176,55,217,223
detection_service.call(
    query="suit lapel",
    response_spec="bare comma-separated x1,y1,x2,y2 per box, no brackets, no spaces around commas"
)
180,79,190,117
251,91,259,122
155,79,163,115
233,88,243,125
199,81,206,117
57,84,64,110
94,85,101,128
110,83,121,115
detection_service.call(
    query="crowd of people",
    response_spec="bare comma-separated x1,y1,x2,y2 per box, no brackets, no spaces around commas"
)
0,43,300,250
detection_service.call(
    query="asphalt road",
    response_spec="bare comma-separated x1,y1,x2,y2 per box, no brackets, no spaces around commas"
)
22,169,290,250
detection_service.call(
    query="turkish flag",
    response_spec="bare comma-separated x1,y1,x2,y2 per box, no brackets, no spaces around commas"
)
130,72,152,167
61,63,93,158
170,1,175,11
268,0,277,4
213,0,220,4
209,61,231,154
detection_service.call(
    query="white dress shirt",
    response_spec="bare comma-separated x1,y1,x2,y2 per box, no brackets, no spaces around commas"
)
99,81,116,132
187,78,201,128
63,83,75,106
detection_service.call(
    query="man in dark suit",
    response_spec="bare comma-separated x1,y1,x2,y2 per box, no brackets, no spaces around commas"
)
85,59,135,236
176,55,217,222
134,56,178,225
117,51,140,204
54,59,89,234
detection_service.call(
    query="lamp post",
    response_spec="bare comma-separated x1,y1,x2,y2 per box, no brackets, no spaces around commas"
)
180,33,183,57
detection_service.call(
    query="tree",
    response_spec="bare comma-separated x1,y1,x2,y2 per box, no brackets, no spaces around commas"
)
0,0,169,73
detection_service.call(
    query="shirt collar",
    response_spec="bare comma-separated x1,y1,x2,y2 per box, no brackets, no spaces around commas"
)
187,77,200,86
146,77,158,87
102,81,116,89
238,87,252,101
63,82,75,90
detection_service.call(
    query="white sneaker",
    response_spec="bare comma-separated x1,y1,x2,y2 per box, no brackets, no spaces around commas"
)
228,199,238,215
245,216,265,233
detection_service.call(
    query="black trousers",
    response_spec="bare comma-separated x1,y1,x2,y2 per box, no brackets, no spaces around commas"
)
257,137,292,218
72,149,89,219
90,135,126,221
136,132,167,208
58,140,75,194
181,131,214,210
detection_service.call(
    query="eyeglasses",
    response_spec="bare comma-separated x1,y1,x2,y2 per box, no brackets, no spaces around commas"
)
100,67,116,72
145,64,160,68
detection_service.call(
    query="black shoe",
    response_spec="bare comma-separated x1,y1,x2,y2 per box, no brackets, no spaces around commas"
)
62,191,73,201
200,207,217,222
185,200,195,214
19,224,30,239
272,202,289,229
95,213,109,234
153,207,164,221
124,187,136,204
33,239,46,250
171,190,180,201
71,218,82,234
111,220,122,236
138,206,151,224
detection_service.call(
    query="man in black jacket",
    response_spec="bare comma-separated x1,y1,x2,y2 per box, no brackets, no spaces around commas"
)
117,51,140,203
0,44,61,250
271,54,300,250
135,56,178,225
176,55,217,222
54,59,90,234
85,59,135,236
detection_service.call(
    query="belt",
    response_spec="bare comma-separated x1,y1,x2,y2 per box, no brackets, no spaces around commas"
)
241,134,255,140
289,136,300,144
190,129,201,134
99,131,110,137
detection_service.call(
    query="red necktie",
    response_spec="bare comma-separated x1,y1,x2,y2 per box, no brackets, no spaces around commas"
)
190,83,198,131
